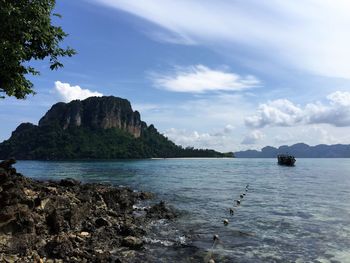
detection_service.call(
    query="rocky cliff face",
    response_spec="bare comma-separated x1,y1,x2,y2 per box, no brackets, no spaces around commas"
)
38,96,142,137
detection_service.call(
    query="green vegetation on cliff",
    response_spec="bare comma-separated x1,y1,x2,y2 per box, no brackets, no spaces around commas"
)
0,97,232,159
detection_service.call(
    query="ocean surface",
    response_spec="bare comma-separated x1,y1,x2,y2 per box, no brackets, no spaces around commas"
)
15,158,350,263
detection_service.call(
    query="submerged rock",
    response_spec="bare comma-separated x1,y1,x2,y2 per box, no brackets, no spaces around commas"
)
0,159,177,262
146,201,177,220
122,236,143,249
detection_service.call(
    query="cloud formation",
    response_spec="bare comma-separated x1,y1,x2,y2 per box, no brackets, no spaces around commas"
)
164,125,235,151
152,65,259,93
55,81,103,102
245,91,350,128
93,0,350,79
241,130,264,145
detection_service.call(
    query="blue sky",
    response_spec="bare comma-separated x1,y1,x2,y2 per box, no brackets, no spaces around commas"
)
1,0,350,151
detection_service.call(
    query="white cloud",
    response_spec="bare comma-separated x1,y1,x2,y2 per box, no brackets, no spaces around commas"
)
92,0,350,79
245,99,303,128
138,93,254,134
147,30,196,45
241,130,264,145
327,91,350,107
245,91,350,128
224,124,235,134
151,65,259,93
132,103,160,112
270,125,344,146
133,94,256,151
54,81,103,102
164,125,235,151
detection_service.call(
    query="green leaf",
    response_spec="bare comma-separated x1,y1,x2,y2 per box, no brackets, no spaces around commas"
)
0,0,76,99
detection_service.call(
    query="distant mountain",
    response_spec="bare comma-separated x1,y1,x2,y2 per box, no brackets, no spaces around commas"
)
0,96,232,160
235,143,350,158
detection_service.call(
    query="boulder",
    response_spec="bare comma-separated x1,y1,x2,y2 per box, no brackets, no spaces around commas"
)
146,201,177,220
59,178,80,187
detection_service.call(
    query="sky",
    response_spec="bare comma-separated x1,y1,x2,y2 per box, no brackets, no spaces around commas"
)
1,0,350,152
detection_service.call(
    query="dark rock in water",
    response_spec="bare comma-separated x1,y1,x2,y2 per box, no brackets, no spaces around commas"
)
59,178,81,187
0,158,16,170
0,158,17,176
122,236,143,249
138,191,155,200
147,201,177,220
0,159,177,262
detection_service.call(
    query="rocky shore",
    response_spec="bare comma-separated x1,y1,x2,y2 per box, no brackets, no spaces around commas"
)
0,159,176,262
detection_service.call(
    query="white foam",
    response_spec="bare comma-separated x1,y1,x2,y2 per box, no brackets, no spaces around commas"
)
330,250,350,263
143,237,174,247
176,235,187,245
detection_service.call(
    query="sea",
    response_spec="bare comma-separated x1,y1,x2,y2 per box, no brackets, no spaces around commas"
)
14,158,350,263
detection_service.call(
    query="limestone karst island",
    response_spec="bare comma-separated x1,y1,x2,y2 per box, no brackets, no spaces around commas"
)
0,96,232,160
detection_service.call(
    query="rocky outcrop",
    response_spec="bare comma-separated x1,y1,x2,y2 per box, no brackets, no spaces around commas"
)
38,96,143,138
0,160,176,262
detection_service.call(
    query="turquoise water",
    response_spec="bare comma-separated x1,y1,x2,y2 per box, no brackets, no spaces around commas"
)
15,159,350,262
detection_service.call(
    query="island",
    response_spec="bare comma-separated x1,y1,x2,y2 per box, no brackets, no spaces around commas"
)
0,96,233,160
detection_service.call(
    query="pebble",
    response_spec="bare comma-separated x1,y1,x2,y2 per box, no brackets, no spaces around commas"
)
121,250,135,258
3,255,18,263
79,231,90,237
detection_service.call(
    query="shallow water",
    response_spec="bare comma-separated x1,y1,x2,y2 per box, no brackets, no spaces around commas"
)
15,158,350,262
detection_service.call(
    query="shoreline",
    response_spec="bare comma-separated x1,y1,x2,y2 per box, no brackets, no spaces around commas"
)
0,156,234,162
0,159,177,262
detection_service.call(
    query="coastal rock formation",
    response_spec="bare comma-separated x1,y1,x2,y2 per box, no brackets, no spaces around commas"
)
38,96,143,138
0,160,176,262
